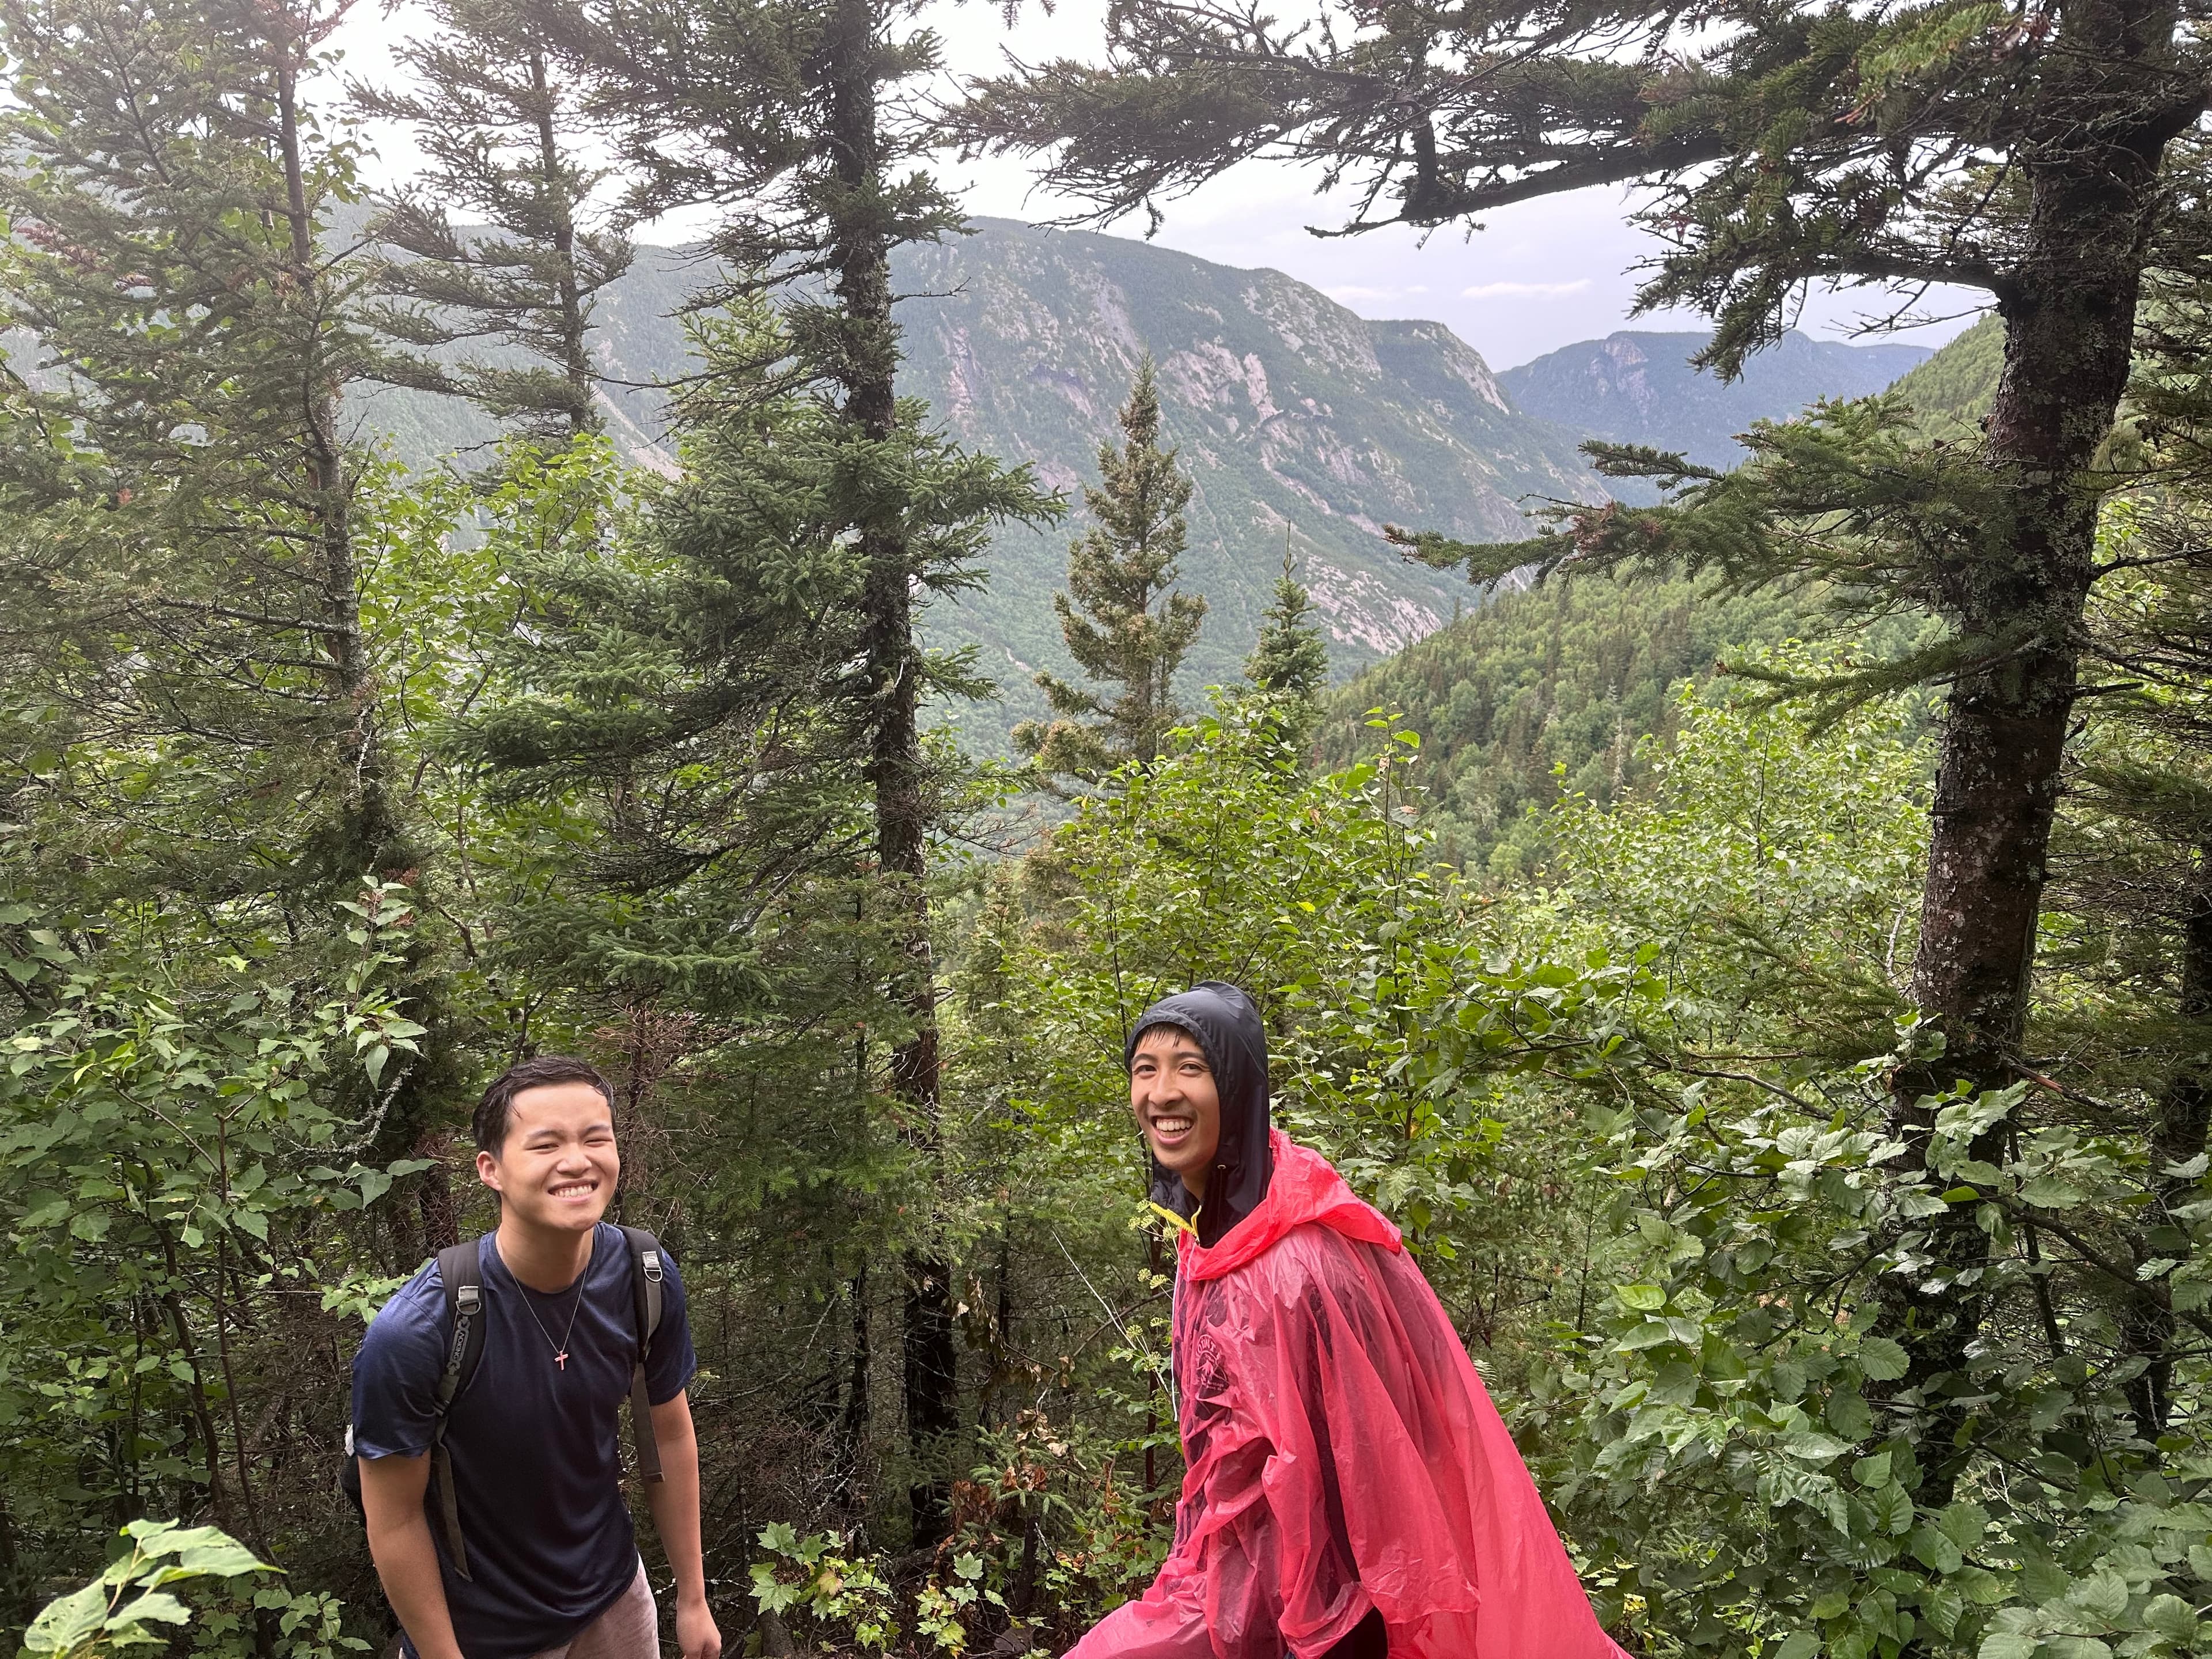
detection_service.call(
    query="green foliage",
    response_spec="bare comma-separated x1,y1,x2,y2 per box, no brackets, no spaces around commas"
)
0,884,431,1563
1243,546,1330,750
747,1524,999,1655
355,0,633,438
24,1520,270,1659
1016,358,1205,781
1889,316,2005,441
1320,571,1828,872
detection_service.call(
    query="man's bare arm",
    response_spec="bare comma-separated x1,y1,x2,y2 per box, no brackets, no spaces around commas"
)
646,1392,721,1659
360,1453,465,1659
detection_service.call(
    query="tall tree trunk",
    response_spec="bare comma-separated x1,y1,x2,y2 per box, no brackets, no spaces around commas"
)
1885,0,2183,1504
820,0,959,1543
529,48,596,435
2122,840,2212,1442
276,18,465,1233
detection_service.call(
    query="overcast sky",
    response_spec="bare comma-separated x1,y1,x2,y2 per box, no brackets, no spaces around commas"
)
337,0,1985,372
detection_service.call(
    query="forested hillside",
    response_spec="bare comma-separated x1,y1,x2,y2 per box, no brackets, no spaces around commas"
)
4,0,2211,1657
1328,313,1999,870
1317,575,1821,869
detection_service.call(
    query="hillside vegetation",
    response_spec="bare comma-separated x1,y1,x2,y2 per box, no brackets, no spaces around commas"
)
1330,316,1995,869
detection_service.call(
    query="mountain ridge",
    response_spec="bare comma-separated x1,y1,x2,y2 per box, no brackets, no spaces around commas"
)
348,219,1938,748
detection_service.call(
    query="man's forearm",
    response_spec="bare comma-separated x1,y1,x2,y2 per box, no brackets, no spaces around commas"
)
368,1512,465,1659
645,1416,707,1604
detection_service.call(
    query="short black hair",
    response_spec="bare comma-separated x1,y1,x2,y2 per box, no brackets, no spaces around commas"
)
473,1056,613,1154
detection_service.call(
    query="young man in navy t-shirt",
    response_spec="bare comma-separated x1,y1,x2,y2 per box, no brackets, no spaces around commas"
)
353,1058,721,1659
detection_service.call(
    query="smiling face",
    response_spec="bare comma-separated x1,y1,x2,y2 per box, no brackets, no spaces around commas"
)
1130,1025,1222,1200
475,1080,619,1236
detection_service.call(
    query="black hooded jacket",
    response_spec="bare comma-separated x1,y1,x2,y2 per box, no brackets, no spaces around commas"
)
1126,982,1275,1248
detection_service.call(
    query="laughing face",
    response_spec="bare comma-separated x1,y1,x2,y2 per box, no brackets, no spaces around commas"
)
1130,1025,1222,1200
476,1080,619,1236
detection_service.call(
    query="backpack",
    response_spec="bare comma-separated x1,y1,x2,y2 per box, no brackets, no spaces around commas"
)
340,1226,668,1580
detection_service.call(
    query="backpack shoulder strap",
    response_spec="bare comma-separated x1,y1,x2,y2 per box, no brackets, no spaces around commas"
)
618,1226,666,1485
429,1239,486,1579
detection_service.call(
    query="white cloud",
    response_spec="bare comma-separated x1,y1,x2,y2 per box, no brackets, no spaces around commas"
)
1460,279,1595,300
1324,285,1398,303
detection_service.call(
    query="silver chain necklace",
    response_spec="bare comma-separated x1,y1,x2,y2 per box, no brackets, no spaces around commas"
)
517,1278,586,1372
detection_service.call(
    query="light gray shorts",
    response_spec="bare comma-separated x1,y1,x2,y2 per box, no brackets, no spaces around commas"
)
530,1563,658,1659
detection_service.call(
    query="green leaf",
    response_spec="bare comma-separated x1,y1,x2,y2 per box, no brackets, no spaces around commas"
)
1857,1338,1909,1381
1616,1283,1667,1311
1772,1634,1820,1659
106,1590,192,1630
1937,1501,1989,1552
1851,1451,1892,1488
2018,1176,2084,1210
1909,1525,1964,1574
2068,1569,2128,1623
1825,1389,1873,1441
24,1581,111,1656
2141,1594,2196,1645
1870,1483,1915,1536
1976,1638,2036,1659
1783,1430,1854,1463
157,1527,271,1579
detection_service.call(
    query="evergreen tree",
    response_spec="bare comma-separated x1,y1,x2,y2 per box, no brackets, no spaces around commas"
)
1015,359,1205,779
1245,541,1327,709
353,0,631,438
0,0,399,899
517,0,1059,1537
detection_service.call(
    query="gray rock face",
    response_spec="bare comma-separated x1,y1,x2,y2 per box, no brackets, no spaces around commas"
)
1497,329,1931,472
892,221,1605,738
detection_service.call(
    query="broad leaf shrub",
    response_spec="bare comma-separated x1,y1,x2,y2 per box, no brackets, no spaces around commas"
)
0,882,433,1580
1503,671,2212,1657
22,1518,361,1659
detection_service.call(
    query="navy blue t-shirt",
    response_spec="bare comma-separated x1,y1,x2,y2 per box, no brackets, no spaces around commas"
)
351,1226,697,1659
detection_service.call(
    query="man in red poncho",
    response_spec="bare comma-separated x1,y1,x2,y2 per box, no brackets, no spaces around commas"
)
1074,982,1628,1659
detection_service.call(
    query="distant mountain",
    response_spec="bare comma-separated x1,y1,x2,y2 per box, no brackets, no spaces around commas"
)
1497,329,1932,472
355,221,1608,747
350,222,1944,751
894,222,1623,744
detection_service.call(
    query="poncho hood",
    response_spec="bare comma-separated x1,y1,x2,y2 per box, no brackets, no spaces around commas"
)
1127,982,1274,1248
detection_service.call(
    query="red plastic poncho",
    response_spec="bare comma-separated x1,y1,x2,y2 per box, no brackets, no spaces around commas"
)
1073,1132,1627,1659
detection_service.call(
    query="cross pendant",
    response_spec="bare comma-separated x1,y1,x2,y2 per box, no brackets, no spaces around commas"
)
555,1351,569,1371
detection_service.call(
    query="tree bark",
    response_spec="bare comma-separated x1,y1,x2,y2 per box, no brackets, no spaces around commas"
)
1887,0,2184,1502
528,48,597,435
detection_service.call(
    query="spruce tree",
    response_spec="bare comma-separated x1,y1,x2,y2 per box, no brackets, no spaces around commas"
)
0,0,399,896
520,0,1059,1538
1014,359,1205,779
1244,540,1328,729
353,0,631,438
